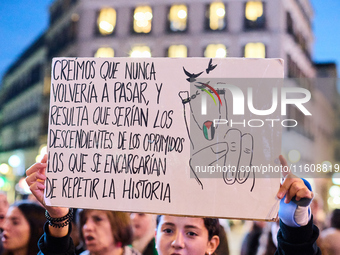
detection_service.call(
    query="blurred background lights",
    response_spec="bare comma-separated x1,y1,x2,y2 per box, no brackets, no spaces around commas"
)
168,45,187,58
71,13,79,22
97,8,116,35
333,196,340,205
0,177,5,188
329,185,340,197
15,177,31,194
216,7,225,17
244,42,266,58
130,46,151,57
205,44,227,58
245,1,263,21
133,6,152,33
95,47,114,58
35,155,43,163
169,5,187,31
144,12,153,20
8,155,21,168
0,163,10,174
327,196,340,208
99,21,114,33
36,145,47,163
216,47,227,58
332,173,340,185
0,176,10,191
177,9,187,19
209,2,225,30
40,145,47,155
288,150,301,163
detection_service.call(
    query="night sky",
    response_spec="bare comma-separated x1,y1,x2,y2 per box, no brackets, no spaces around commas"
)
0,0,339,81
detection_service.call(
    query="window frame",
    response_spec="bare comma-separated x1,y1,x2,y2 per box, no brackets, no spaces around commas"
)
243,42,267,58
204,2,227,32
131,6,153,34
244,1,266,31
95,8,117,37
167,44,188,58
166,4,189,33
203,43,228,58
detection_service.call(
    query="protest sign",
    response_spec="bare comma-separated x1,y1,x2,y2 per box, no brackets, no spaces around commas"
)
46,57,284,220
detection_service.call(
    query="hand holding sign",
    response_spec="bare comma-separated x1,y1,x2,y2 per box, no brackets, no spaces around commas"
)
26,155,48,207
26,155,70,237
277,155,313,227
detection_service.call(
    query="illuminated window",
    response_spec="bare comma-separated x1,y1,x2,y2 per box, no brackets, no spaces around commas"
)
168,5,187,32
133,6,152,33
244,43,266,58
130,46,151,57
95,47,114,57
244,1,265,29
204,44,227,58
207,2,226,30
97,8,116,35
168,45,187,58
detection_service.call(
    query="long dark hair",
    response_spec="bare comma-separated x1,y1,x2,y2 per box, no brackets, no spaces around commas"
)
4,200,46,255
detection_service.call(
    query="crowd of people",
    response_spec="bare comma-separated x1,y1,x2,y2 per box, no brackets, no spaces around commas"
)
0,155,338,254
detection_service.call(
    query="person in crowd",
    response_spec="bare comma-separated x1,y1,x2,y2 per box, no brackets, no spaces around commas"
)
2,200,46,255
255,221,278,255
130,213,158,255
310,194,326,231
0,192,9,232
319,209,340,255
241,221,266,255
70,208,85,255
76,209,140,255
155,215,220,255
26,155,320,255
0,192,9,254
309,194,327,255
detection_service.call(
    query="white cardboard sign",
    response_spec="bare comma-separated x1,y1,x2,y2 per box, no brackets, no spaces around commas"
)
45,57,284,220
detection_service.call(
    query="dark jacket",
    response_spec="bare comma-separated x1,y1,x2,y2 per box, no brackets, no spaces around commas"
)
38,222,75,255
141,238,158,255
275,217,321,255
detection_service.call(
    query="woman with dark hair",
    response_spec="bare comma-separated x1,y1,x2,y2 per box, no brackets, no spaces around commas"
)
77,209,139,255
2,200,45,255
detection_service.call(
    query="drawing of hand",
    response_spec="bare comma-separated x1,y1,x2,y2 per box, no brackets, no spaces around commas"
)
222,129,254,189
179,87,254,190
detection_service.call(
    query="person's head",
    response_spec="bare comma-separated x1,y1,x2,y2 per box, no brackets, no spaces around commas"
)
2,200,45,255
156,215,220,255
78,209,133,254
130,213,156,240
0,192,9,230
330,209,340,229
